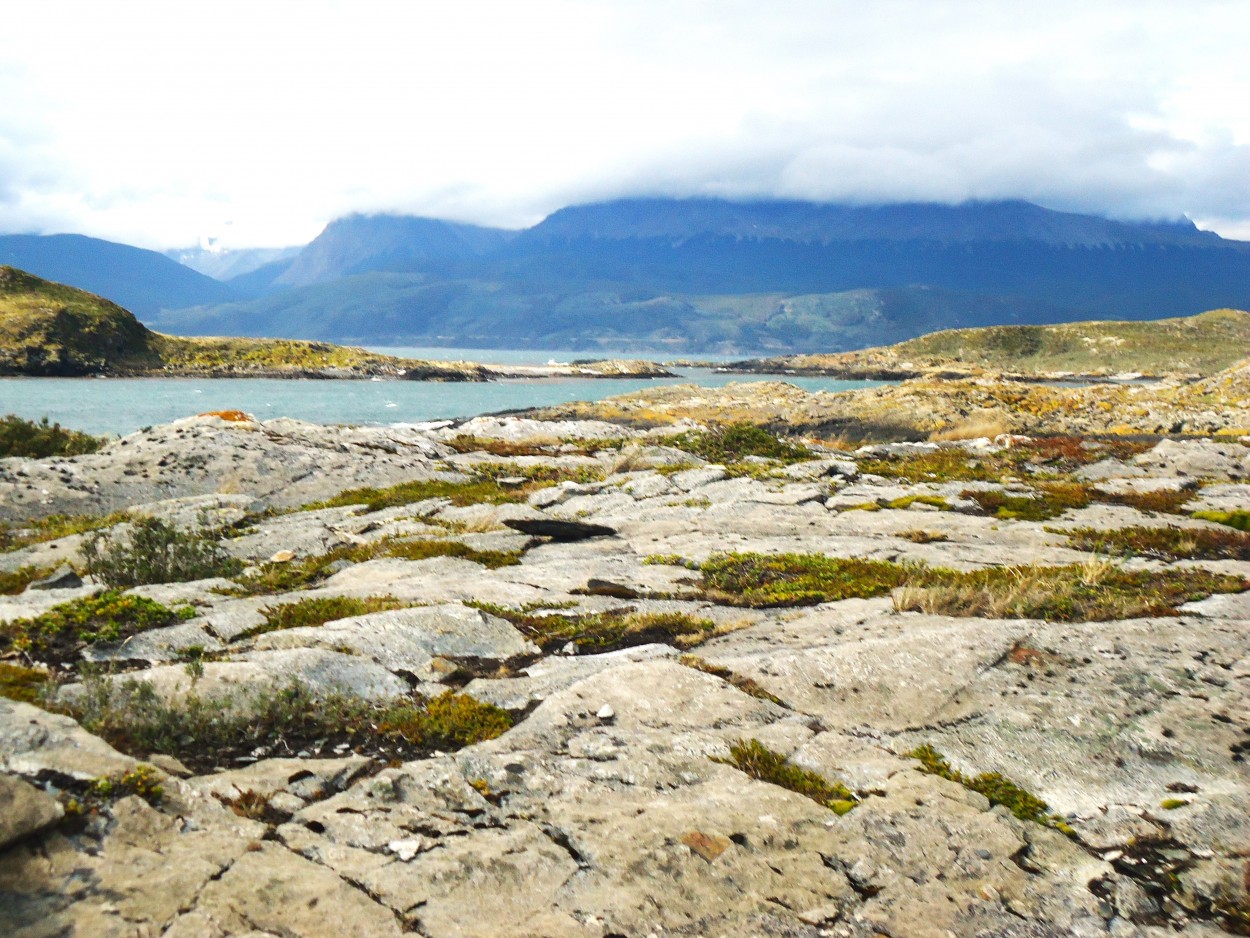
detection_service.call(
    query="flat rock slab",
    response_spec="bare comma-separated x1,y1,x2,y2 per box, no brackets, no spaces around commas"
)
503,517,617,541
253,604,540,681
0,698,137,782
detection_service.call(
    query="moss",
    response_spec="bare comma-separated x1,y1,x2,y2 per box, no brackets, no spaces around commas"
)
1160,798,1190,810
307,475,549,512
1095,487,1197,515
907,744,1055,826
376,692,513,749
474,604,714,653
678,655,785,705
0,661,51,703
251,595,410,636
714,738,858,815
2,590,187,667
897,530,950,544
882,494,951,511
641,553,699,569
0,565,53,595
88,764,164,806
964,482,1092,521
699,552,909,607
0,414,104,458
0,509,131,554
1060,525,1250,561
1192,509,1250,532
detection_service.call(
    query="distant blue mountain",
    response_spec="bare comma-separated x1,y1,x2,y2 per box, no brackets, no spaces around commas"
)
0,233,237,316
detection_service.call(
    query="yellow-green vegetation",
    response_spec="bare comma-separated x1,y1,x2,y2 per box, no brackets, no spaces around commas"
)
232,538,521,596
699,552,910,607
0,414,104,458
308,475,544,512
82,517,243,587
0,509,131,554
68,678,513,774
858,437,1150,483
714,739,858,815
678,655,785,705
0,565,52,595
87,764,164,806
907,744,1059,827
898,530,950,544
894,561,1245,621
0,265,484,379
253,595,411,635
1160,798,1190,810
662,422,811,464
964,482,1092,521
770,309,1250,378
1,590,193,667
0,661,51,703
642,553,700,569
1193,509,1250,532
1061,525,1250,561
881,494,951,511
474,603,714,653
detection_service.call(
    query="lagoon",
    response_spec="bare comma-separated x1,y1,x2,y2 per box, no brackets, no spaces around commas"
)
0,349,886,437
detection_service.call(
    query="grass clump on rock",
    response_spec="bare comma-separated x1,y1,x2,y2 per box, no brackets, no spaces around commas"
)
0,661,52,703
1192,509,1250,532
907,744,1059,827
715,738,858,815
0,414,104,458
68,678,515,774
1061,525,1250,561
0,509,131,554
894,560,1245,621
678,655,785,705
964,482,1092,522
253,594,411,635
82,517,243,587
0,565,52,595
699,552,909,607
1,590,194,667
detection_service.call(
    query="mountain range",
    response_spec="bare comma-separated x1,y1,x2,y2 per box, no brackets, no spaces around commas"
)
9,198,1250,353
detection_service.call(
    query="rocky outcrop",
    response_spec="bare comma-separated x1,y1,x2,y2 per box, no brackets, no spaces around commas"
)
2,416,1249,936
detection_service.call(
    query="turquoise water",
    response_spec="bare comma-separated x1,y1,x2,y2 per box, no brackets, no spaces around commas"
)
0,353,885,438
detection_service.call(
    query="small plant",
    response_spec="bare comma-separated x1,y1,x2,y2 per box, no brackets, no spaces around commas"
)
1160,798,1190,810
964,482,1092,522
476,605,715,653
0,565,52,595
881,494,951,511
907,744,1055,827
714,739,858,815
699,552,910,607
89,764,164,806
641,553,699,569
377,692,514,749
897,530,950,544
82,517,243,587
2,590,188,667
1,509,130,554
0,414,104,458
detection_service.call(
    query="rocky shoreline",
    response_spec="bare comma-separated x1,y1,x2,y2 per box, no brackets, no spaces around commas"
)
2,410,1249,936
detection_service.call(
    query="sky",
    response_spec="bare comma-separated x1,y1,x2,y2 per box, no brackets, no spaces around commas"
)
2,0,1249,250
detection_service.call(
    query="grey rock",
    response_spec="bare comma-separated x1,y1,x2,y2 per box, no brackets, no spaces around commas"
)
26,565,82,591
503,517,616,541
0,775,63,850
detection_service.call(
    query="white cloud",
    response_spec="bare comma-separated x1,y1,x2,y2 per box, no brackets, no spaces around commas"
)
1,0,1249,247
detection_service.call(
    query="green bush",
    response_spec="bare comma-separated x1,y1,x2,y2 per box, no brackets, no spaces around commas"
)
82,517,242,587
0,414,104,458
663,423,810,464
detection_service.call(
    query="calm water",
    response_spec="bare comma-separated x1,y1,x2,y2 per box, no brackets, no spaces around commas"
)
0,348,885,437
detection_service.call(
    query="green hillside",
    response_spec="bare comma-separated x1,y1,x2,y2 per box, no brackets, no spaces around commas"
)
0,266,483,379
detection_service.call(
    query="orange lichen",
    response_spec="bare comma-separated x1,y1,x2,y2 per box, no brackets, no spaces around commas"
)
199,410,253,422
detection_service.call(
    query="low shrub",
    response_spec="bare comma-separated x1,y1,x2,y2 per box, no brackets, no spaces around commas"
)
475,604,714,653
253,595,409,635
82,517,243,587
715,738,858,815
0,414,104,458
663,423,811,464
964,482,1092,521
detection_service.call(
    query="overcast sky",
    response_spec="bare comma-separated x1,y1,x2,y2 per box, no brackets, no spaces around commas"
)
2,0,1249,249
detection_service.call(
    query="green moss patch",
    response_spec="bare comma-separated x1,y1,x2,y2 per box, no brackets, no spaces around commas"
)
1061,525,1250,561
474,604,714,653
0,661,51,703
68,678,514,774
964,482,1092,521
0,565,53,595
1192,509,1250,532
662,423,811,464
698,552,909,607
715,739,858,815
2,590,191,668
907,744,1059,827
